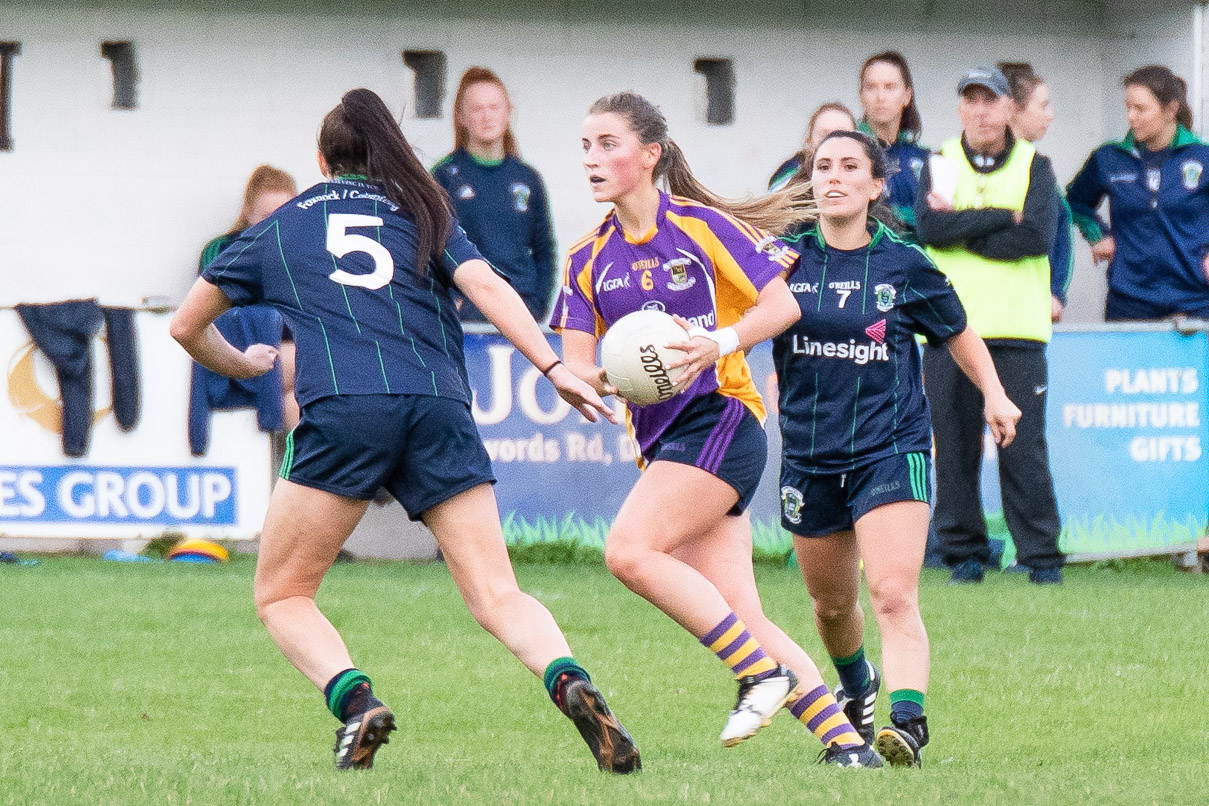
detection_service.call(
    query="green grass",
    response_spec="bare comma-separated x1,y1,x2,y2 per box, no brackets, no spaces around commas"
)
1,557,1207,805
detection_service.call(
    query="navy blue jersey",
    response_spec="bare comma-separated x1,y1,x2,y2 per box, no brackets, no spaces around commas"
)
1066,126,1209,317
202,177,483,407
773,221,967,474
858,122,928,238
432,149,557,319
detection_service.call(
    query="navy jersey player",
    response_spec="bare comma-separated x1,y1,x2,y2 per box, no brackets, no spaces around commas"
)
170,88,639,774
773,131,1020,767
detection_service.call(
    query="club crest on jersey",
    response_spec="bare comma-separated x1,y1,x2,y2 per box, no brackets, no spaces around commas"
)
865,319,887,344
510,182,531,212
663,258,695,291
909,157,924,178
641,300,666,312
756,235,789,261
781,486,804,525
1182,160,1203,190
457,184,476,200
1146,168,1162,193
874,283,896,312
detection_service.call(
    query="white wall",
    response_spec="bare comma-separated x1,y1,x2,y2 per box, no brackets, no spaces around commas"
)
0,0,1199,320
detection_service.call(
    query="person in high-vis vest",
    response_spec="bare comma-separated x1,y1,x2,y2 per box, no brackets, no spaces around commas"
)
913,65,1064,585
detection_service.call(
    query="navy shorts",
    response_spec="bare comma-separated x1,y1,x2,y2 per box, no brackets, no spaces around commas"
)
647,393,767,514
780,451,931,537
280,394,496,521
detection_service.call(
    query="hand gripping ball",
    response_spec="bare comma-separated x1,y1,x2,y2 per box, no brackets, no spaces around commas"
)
599,310,688,406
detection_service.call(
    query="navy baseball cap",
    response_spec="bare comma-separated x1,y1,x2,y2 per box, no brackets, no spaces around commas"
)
958,65,1011,97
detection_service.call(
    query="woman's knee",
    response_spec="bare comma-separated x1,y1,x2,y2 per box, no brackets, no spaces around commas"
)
813,595,859,626
868,578,919,623
603,529,651,584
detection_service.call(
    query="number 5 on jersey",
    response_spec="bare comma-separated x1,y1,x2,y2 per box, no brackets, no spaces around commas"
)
326,213,395,290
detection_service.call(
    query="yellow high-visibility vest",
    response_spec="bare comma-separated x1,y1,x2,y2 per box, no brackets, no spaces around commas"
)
927,137,1052,342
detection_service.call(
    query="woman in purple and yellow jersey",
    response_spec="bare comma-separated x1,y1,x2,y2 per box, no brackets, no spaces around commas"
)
198,165,301,430
774,131,1019,767
172,88,639,775
550,91,879,767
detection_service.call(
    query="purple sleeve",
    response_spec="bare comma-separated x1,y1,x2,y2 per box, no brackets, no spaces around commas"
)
691,205,799,297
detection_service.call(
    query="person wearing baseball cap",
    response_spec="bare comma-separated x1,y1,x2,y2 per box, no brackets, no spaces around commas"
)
913,64,1065,587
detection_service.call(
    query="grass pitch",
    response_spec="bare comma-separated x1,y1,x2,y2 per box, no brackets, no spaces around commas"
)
0,556,1205,805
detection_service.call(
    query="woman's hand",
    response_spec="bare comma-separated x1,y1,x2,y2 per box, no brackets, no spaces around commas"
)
1091,236,1115,264
665,314,722,391
927,192,955,212
984,390,1021,448
237,343,280,378
547,364,617,424
1051,296,1065,323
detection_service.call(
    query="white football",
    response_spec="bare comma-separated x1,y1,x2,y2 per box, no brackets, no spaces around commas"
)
599,309,688,406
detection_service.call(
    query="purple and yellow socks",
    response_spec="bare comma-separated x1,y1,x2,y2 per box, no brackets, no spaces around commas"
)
700,613,778,679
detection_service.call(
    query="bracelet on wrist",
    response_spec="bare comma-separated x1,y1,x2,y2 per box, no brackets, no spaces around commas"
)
540,359,563,376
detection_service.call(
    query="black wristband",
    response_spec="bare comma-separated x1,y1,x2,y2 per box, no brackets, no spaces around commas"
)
540,359,563,376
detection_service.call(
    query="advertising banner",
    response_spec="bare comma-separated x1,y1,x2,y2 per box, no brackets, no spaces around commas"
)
0,310,271,539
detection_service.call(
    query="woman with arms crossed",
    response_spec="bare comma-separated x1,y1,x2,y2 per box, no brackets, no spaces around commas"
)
171,88,640,774
551,91,880,767
774,131,1020,767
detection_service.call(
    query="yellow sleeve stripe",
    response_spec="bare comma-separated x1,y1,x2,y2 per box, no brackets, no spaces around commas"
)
669,195,765,248
706,623,747,653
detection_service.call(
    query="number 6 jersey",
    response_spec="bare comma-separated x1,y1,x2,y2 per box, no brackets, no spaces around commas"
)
202,177,483,406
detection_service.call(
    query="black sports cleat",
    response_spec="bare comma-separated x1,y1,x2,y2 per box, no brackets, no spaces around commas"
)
874,714,929,768
333,705,396,770
834,662,879,745
557,676,642,774
817,742,883,768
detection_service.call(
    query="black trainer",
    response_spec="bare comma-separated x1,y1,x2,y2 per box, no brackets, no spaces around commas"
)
817,742,883,768
333,704,397,770
834,663,879,745
556,676,642,774
874,714,929,768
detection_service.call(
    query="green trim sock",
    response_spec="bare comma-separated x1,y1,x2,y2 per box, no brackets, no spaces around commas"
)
832,646,869,698
890,689,925,723
542,657,590,706
324,668,371,720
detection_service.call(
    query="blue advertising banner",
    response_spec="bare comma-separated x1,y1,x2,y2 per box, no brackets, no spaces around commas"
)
1038,329,1209,558
468,328,1209,559
464,333,786,552
0,466,238,525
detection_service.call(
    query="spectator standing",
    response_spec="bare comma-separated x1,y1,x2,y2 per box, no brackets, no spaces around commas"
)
768,102,856,190
434,67,558,322
914,65,1064,585
999,62,1071,322
198,165,300,431
1066,65,1209,321
857,52,929,236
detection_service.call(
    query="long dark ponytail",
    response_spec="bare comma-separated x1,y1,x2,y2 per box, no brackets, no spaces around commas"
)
587,92,816,233
318,88,452,273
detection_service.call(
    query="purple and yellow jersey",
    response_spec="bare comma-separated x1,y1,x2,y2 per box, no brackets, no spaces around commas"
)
549,191,798,457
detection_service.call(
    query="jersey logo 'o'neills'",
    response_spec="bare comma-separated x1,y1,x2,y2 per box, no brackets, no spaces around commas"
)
790,335,889,365
638,344,678,401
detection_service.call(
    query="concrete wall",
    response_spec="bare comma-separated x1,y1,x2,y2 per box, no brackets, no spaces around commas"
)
0,0,1200,321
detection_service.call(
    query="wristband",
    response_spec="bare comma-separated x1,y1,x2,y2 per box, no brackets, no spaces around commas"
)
686,325,740,357
539,358,563,376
